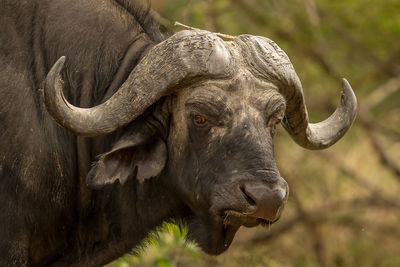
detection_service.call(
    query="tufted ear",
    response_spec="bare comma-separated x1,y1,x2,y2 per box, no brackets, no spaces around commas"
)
86,129,167,189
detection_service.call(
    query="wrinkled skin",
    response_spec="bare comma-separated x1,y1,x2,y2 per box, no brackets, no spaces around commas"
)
166,74,288,254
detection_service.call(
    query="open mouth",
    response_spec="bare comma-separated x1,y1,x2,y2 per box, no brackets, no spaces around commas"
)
223,209,275,228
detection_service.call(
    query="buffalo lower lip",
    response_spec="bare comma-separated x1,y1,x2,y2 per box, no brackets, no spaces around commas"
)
223,209,270,226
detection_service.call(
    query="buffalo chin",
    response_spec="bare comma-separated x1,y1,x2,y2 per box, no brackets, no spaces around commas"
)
185,215,240,255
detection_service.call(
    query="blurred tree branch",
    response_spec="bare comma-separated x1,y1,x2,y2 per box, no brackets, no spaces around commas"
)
291,191,327,267
357,75,400,179
232,0,400,83
232,0,342,79
359,113,400,179
238,146,400,248
300,0,320,26
317,9,384,68
303,0,400,79
240,194,400,246
183,0,192,25
204,0,219,32
363,75,400,110
232,0,400,179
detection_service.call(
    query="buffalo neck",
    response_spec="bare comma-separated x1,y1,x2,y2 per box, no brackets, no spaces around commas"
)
61,172,182,266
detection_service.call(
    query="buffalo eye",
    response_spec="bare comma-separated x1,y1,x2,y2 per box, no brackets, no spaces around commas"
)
273,118,282,125
193,114,207,126
267,117,282,128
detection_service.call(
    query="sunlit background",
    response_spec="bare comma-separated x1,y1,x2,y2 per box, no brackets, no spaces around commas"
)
108,0,400,266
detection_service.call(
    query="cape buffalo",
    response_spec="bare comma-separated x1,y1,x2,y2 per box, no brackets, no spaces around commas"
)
0,0,357,265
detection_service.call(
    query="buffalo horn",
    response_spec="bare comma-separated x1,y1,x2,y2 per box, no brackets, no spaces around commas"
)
282,77,357,149
236,35,357,149
44,30,233,137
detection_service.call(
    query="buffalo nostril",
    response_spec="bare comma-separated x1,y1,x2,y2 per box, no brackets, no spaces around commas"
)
240,186,256,206
243,183,287,221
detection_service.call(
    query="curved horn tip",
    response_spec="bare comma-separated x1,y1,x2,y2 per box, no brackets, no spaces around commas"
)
44,56,69,129
58,55,66,64
341,78,354,97
54,56,66,72
46,56,66,82
296,78,358,150
340,78,358,116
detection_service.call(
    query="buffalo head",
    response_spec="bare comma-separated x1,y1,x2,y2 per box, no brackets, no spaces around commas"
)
44,30,357,254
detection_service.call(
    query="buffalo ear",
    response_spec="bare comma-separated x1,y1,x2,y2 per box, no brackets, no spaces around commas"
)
86,135,167,189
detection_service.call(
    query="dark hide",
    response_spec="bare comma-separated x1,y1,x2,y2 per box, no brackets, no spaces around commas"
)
0,0,289,266
0,0,177,265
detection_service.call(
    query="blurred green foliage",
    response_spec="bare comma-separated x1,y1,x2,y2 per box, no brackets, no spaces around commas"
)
108,224,199,267
108,0,400,266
